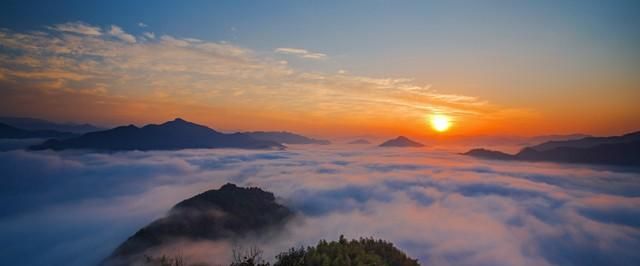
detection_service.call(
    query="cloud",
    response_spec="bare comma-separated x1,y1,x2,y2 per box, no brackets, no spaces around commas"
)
0,21,532,135
142,32,155,39
108,25,136,43
275,47,327,60
138,22,148,28
1,146,639,266
46,21,102,36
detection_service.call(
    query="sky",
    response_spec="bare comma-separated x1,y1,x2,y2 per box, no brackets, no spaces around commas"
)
1,0,639,137
1,145,639,266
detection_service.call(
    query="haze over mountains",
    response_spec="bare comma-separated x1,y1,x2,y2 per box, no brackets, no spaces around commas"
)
0,123,75,139
348,139,371,144
105,183,292,265
0,116,104,133
244,131,330,145
465,131,640,167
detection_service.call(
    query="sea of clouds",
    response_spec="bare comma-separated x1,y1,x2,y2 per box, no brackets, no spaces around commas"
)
1,145,639,266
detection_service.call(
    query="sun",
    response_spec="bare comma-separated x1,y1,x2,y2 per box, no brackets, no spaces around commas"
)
430,114,451,132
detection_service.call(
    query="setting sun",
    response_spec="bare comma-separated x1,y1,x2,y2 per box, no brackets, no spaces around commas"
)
430,115,451,132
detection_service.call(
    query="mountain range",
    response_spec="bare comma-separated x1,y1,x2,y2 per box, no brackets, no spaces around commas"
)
30,118,284,151
0,123,76,139
0,116,103,133
464,131,640,166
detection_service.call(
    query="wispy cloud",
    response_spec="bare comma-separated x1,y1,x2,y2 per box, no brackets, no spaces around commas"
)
138,22,148,28
46,21,102,36
143,32,155,39
0,21,530,135
275,47,327,60
108,25,136,43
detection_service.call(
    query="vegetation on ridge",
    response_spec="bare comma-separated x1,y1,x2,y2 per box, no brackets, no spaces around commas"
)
144,236,420,266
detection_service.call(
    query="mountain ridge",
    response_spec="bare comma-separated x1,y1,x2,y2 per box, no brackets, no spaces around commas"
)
0,123,76,139
464,131,640,166
0,116,104,133
379,136,424,147
29,118,284,151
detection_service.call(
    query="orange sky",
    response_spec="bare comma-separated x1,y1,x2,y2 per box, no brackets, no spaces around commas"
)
0,21,639,138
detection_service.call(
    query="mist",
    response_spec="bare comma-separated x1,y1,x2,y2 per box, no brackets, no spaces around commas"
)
1,145,639,266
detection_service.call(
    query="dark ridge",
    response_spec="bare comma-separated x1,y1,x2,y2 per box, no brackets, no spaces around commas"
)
462,148,515,160
379,136,424,147
529,131,640,151
29,118,284,151
0,116,104,133
464,131,640,167
0,123,76,139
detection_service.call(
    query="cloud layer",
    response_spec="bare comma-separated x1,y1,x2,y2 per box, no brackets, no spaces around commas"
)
0,146,639,266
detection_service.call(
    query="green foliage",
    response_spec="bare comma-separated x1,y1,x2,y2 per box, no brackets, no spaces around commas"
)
143,236,420,266
273,235,420,266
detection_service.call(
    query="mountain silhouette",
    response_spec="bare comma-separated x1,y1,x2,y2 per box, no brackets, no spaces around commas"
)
348,139,371,144
244,131,330,145
0,116,103,133
0,123,75,139
464,131,640,166
379,136,424,147
29,118,284,151
529,131,640,151
104,183,292,266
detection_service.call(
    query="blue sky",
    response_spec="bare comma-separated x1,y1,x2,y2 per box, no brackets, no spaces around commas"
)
1,1,639,135
3,1,638,76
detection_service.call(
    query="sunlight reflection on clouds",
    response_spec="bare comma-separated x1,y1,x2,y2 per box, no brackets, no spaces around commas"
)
0,146,639,265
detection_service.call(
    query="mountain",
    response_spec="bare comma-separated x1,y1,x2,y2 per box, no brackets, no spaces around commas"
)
29,118,284,151
463,148,515,160
0,116,104,133
104,183,293,266
244,131,330,145
529,131,640,151
0,123,75,139
525,134,591,147
379,136,424,147
464,131,640,166
348,139,371,144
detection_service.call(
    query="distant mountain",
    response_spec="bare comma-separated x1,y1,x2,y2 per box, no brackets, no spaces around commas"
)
379,136,424,147
463,148,515,160
30,118,284,151
104,183,292,265
464,131,640,166
244,131,330,145
529,131,640,151
348,139,371,144
0,116,104,133
0,123,75,139
525,134,591,147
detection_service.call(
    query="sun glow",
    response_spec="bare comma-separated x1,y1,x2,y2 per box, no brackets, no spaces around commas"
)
430,114,451,132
